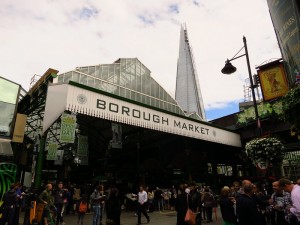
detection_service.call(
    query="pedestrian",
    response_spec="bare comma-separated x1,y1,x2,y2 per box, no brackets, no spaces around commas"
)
0,183,17,225
147,187,154,213
201,187,215,223
219,187,237,225
175,184,190,225
252,183,269,225
279,178,300,224
137,185,150,225
76,194,88,225
53,182,68,225
98,185,106,224
13,182,23,225
90,185,105,225
39,183,55,225
268,181,290,225
154,187,164,211
106,187,122,225
190,183,202,225
236,183,265,225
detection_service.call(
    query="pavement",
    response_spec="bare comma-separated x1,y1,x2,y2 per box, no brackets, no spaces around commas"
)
33,208,224,225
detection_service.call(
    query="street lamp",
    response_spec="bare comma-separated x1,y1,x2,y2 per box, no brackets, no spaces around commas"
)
221,36,261,136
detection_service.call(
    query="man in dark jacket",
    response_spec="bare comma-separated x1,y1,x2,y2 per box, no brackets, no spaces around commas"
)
236,183,265,225
0,183,18,225
53,182,68,225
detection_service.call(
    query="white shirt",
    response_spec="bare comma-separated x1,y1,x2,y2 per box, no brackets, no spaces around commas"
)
290,184,300,221
138,190,148,204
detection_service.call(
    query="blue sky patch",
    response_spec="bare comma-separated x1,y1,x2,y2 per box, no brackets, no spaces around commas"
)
78,6,98,20
169,4,179,14
138,15,154,25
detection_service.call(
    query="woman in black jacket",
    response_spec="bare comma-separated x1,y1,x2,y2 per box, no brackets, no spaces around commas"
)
175,184,190,225
219,187,237,225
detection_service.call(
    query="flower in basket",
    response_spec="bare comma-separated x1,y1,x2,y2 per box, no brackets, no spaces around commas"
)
245,137,284,167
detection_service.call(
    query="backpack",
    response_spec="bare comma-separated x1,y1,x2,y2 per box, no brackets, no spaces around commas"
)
79,201,87,213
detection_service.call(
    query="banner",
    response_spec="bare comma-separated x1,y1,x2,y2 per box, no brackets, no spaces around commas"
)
77,135,88,165
46,142,58,160
12,113,27,143
59,113,76,143
54,150,64,165
112,123,122,149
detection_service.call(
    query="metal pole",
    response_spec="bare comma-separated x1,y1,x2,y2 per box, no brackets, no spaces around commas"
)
243,36,261,136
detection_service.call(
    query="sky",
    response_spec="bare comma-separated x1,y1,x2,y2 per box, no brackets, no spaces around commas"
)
0,0,281,121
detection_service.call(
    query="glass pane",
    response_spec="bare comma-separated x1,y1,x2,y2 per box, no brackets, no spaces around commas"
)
89,66,95,76
125,89,131,99
0,78,19,104
87,77,95,87
72,72,80,83
119,87,125,97
58,75,63,83
131,92,136,101
95,79,101,89
80,74,87,85
63,72,72,83
102,65,108,80
0,102,15,137
136,93,141,102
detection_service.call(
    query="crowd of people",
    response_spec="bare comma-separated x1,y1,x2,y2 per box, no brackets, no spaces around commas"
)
1,178,300,225
218,178,300,225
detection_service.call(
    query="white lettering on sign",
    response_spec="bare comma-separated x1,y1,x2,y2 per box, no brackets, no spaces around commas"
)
65,84,241,147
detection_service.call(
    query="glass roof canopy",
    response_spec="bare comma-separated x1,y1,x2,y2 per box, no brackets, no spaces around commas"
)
56,58,201,120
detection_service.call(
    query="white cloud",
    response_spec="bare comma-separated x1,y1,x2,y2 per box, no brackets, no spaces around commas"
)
0,0,281,113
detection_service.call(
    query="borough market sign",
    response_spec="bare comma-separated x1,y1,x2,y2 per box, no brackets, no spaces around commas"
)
43,83,241,147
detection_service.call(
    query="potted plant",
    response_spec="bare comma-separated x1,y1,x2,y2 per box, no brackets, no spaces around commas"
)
245,137,284,169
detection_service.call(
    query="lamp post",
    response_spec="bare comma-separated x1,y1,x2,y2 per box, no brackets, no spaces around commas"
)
221,36,261,136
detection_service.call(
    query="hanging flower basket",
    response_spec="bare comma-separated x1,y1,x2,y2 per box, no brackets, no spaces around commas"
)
245,137,284,168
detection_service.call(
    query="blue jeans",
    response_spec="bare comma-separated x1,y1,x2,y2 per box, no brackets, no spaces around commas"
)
92,205,101,225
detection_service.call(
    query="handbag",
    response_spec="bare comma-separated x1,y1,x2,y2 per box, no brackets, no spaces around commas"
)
185,208,196,225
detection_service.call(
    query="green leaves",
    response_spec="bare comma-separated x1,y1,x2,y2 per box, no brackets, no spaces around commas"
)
237,101,283,125
282,83,300,130
245,137,284,165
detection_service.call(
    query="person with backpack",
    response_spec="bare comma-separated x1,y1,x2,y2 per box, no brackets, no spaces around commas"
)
76,194,88,225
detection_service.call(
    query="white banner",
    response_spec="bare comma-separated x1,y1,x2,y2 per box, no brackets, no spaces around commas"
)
64,84,241,147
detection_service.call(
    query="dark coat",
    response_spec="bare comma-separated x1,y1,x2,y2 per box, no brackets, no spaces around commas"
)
106,194,121,225
2,189,17,209
175,193,190,225
53,188,67,205
236,194,264,225
219,197,237,224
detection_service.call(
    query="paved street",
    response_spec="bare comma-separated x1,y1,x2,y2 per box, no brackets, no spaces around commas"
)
58,208,223,225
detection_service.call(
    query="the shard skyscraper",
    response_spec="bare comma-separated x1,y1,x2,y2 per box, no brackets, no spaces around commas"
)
175,24,206,121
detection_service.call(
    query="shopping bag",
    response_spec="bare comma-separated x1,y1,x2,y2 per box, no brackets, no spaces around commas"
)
184,208,196,225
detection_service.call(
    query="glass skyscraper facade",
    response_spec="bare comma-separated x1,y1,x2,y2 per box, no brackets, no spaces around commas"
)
175,25,206,121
